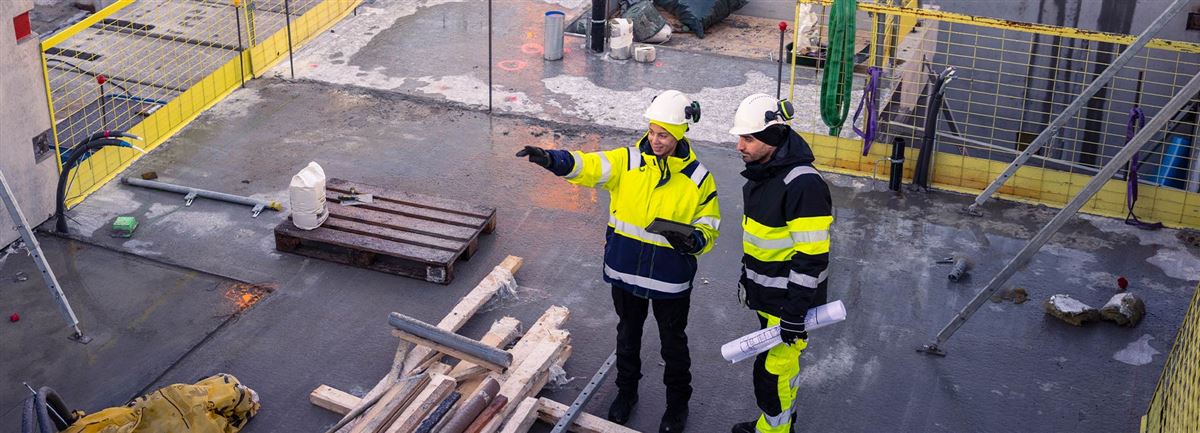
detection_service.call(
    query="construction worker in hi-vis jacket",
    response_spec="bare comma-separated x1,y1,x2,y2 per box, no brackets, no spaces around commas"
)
515,90,720,433
727,94,833,433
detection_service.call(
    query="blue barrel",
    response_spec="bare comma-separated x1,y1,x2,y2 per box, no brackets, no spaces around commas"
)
1156,134,1192,189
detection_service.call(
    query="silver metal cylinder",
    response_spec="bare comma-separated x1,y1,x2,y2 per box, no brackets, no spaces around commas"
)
544,11,565,61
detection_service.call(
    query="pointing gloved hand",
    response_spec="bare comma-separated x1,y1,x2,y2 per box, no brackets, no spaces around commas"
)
779,319,808,345
662,230,705,255
515,145,551,168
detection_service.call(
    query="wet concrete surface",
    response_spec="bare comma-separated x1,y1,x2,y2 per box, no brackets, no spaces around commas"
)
50,77,1200,433
14,0,1200,431
0,237,250,428
280,0,866,145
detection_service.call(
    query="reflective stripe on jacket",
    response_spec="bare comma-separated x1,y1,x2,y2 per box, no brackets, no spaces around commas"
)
740,131,832,320
556,134,720,298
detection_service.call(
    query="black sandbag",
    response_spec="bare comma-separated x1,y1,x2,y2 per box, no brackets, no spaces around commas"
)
654,0,747,38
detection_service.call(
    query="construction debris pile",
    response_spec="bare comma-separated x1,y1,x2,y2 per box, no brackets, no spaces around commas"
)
309,256,637,433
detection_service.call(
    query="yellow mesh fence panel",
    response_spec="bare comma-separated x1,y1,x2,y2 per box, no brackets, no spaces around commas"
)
1142,282,1200,433
40,0,359,207
791,1,1200,229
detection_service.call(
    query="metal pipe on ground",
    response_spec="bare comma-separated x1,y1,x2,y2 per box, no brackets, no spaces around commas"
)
463,395,508,433
121,177,282,217
439,378,500,433
388,313,513,372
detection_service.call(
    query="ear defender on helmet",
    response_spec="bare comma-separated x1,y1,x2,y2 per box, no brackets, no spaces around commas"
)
764,99,795,123
685,101,701,123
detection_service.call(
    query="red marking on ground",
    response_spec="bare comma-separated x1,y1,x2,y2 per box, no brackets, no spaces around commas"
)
521,43,544,55
497,60,527,71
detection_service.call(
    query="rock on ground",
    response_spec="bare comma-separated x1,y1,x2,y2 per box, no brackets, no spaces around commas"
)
1044,294,1100,326
1101,292,1146,327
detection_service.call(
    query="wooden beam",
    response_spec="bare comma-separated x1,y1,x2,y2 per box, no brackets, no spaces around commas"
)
347,374,431,433
447,317,521,378
497,397,541,433
311,385,358,416
404,256,524,373
459,307,569,398
507,306,569,362
384,374,457,433
477,342,567,433
535,398,639,433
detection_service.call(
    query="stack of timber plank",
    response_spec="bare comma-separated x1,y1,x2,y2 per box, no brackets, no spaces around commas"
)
310,255,638,433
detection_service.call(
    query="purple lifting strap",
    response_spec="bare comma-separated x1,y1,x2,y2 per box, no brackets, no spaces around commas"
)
1125,107,1163,230
853,66,883,156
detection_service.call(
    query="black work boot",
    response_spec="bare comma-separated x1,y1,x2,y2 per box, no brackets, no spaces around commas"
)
731,421,757,433
659,405,688,432
607,391,638,425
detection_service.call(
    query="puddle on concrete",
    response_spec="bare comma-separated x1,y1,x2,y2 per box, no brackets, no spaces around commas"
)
1113,334,1161,366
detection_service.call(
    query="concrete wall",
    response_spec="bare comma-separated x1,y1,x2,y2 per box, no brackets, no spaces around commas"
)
1,0,61,246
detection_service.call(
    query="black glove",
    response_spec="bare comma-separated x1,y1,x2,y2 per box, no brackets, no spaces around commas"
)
515,146,551,168
779,319,808,344
662,230,704,255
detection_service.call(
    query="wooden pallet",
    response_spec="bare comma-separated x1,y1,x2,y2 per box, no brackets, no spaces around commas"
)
274,178,496,284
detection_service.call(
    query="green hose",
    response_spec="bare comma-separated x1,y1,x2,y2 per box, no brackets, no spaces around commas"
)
820,0,857,136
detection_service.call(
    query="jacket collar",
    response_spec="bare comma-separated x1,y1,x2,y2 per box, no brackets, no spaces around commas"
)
637,133,695,172
741,128,815,182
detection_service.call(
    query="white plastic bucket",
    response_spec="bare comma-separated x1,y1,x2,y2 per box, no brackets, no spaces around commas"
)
609,18,634,60
289,161,329,230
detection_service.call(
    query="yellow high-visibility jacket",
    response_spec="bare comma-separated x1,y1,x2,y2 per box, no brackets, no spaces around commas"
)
550,135,720,298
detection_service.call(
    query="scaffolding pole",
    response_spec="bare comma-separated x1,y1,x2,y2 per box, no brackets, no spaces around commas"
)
964,0,1190,215
921,69,1200,356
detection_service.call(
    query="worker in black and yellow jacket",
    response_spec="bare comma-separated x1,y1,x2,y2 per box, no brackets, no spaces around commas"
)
516,90,720,433
727,94,833,433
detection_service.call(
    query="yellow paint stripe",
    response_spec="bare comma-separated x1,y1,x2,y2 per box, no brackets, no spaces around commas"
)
798,0,1200,54
800,133,1200,230
41,0,135,50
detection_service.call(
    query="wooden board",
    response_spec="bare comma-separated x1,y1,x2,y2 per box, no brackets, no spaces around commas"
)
385,374,457,433
478,342,568,433
536,398,639,433
311,385,358,416
497,397,541,433
275,178,497,284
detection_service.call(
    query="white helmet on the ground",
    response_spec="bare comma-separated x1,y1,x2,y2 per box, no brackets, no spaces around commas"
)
644,90,701,125
729,93,793,135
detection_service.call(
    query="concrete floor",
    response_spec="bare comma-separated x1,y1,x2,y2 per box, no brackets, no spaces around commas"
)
7,0,1200,432
0,237,253,424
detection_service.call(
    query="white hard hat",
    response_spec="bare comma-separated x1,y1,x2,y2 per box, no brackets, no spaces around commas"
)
729,93,793,135
644,90,701,125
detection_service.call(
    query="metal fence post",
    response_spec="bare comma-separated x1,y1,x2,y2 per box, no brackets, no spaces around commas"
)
234,0,246,87
488,0,493,113
284,0,295,79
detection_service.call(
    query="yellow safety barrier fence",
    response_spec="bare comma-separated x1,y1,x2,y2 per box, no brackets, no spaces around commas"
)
41,0,360,207
792,0,1200,228
1142,281,1200,432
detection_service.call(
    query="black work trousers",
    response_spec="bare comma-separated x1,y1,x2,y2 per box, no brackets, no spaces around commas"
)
611,286,692,408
